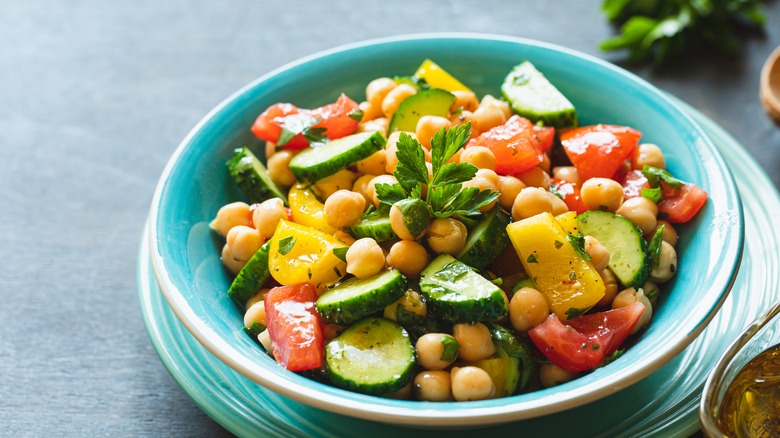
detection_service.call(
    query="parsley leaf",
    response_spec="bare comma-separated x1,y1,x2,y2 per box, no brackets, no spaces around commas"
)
375,183,408,206
567,234,591,261
276,114,325,147
395,133,430,193
642,165,684,189
440,336,460,362
565,306,590,319
347,108,364,122
332,247,348,262
278,236,296,255
430,123,470,176
641,187,663,203
647,224,665,269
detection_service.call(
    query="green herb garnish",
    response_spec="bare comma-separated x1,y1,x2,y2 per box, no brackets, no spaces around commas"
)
332,247,348,262
376,123,499,218
565,306,590,319
278,236,296,255
647,224,665,269
600,0,766,66
641,187,663,203
526,254,538,264
567,233,591,261
440,335,460,362
276,114,327,147
642,165,684,189
347,108,364,122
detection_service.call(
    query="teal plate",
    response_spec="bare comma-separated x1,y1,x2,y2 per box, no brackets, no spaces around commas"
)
139,103,779,437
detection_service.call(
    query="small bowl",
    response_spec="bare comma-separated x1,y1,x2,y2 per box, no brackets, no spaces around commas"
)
700,300,780,436
148,34,744,427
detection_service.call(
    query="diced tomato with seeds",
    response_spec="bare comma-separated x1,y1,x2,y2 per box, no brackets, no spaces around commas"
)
467,115,547,175
658,182,708,223
560,125,642,181
552,179,588,214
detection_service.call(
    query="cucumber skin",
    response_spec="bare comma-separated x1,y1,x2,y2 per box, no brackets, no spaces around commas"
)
228,242,271,303
315,270,407,325
325,317,416,395
346,213,397,242
577,210,650,288
419,255,507,324
288,131,385,183
501,61,578,129
227,147,288,205
457,206,511,269
388,88,456,133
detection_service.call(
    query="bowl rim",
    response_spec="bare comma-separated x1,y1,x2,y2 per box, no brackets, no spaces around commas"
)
147,32,744,427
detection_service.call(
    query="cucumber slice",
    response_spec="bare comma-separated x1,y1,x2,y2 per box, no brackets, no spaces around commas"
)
501,61,578,129
325,317,415,395
288,131,385,183
228,241,271,303
346,211,397,242
227,147,288,205
419,254,507,323
457,206,511,269
388,88,455,133
577,210,650,288
316,269,407,325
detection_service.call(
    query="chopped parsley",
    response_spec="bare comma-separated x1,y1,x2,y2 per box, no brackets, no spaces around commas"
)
278,236,296,256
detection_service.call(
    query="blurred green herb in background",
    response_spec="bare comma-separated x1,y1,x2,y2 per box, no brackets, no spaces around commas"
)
600,0,766,66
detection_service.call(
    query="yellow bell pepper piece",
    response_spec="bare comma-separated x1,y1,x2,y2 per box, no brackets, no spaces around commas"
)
414,59,472,93
507,212,605,319
555,211,579,236
288,184,337,235
268,220,347,290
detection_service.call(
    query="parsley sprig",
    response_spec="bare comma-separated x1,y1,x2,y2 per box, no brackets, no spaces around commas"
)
376,123,500,218
276,114,328,147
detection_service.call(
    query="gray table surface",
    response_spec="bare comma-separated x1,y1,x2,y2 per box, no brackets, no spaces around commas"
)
2,0,779,436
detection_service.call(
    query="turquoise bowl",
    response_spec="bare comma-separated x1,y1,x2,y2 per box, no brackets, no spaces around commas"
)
148,34,743,427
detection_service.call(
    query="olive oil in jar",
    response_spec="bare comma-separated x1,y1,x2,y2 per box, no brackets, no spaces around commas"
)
718,344,780,437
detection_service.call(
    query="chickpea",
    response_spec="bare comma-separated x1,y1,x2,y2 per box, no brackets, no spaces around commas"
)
616,196,658,235
264,141,277,161
243,300,266,328
463,169,500,213
498,175,526,211
517,166,551,190
548,191,569,216
641,281,661,306
226,225,263,261
384,381,414,400
649,220,678,247
210,201,252,237
358,100,384,122
650,241,677,283
480,95,513,120
384,290,427,324
381,83,417,119
512,187,553,221
221,243,246,275
245,288,268,309
416,333,459,370
612,287,653,334
414,370,452,402
452,90,479,112
352,174,376,205
368,174,397,207
366,77,397,108
552,166,581,185
596,268,619,308
266,150,297,187
449,111,480,137
252,197,286,239
632,143,666,170
509,287,550,331
539,363,579,388
453,322,495,362
389,203,428,240
584,236,610,272
580,178,624,212
384,131,405,174
473,105,507,133
427,218,468,255
460,146,496,171
346,238,385,279
313,169,356,200
416,116,452,149
324,190,366,228
357,116,389,136
451,366,495,401
355,149,387,176
386,240,429,278
257,329,273,355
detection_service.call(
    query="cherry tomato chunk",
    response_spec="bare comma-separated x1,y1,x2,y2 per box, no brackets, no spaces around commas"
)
528,302,645,372
264,283,324,372
251,94,360,150
467,115,550,175
658,182,708,223
551,178,588,214
560,125,642,181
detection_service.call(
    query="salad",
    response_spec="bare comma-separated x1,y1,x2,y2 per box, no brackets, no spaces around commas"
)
208,59,707,402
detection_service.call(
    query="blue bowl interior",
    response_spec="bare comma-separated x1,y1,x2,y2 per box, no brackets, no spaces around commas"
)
151,34,743,421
